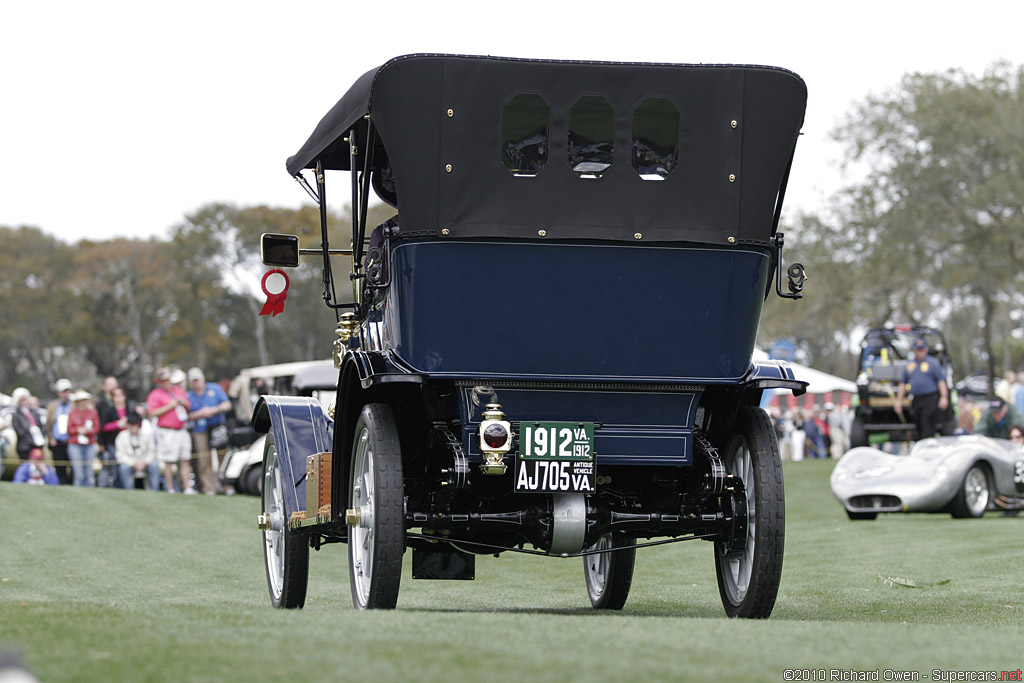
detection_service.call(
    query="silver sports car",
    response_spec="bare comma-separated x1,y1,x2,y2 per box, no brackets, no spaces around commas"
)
830,435,1024,520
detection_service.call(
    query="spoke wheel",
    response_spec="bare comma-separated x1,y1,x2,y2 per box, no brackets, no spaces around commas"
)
950,464,991,518
348,404,404,610
714,406,785,618
262,434,308,608
583,532,636,610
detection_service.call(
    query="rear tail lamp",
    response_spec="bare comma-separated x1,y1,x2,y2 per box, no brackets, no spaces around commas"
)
482,423,510,450
478,403,512,476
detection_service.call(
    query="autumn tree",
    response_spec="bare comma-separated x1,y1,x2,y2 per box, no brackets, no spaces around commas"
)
168,201,396,372
63,238,185,394
757,213,861,379
0,226,80,393
830,62,1024,385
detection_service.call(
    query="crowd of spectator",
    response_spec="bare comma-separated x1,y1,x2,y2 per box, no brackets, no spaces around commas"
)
770,371,1024,461
1,367,232,494
5,366,1024,484
770,403,852,461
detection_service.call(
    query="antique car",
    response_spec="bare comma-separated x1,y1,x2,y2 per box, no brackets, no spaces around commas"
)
253,54,810,617
831,435,1024,520
850,325,956,447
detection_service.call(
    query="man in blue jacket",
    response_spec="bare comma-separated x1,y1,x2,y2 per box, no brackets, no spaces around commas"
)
186,367,232,495
895,338,949,440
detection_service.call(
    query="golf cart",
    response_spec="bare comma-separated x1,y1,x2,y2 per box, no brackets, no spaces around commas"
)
254,54,809,617
219,360,337,495
850,325,956,447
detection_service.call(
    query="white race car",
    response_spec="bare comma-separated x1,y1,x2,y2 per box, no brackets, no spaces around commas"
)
831,435,1024,519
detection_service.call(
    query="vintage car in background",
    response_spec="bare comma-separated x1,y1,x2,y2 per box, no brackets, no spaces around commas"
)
253,54,810,617
831,435,1024,519
850,325,957,447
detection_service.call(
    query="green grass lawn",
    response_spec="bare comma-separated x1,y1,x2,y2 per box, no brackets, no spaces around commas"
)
2,459,1022,682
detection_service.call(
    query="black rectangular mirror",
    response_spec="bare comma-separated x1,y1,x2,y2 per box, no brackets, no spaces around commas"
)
261,233,299,267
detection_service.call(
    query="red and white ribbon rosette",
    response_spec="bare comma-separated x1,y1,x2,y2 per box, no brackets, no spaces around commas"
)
259,269,290,317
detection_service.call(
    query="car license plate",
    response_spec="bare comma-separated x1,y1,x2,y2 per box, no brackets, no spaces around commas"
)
514,422,595,494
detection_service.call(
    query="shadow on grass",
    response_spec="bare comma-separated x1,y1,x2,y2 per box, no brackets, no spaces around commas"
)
400,604,721,618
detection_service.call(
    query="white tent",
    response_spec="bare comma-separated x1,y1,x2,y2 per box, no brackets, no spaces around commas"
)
790,363,857,394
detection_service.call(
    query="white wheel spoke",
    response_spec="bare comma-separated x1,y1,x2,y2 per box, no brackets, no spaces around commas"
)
350,427,377,605
585,536,611,591
263,445,285,599
722,439,757,603
965,468,989,516
711,410,785,617
347,407,405,610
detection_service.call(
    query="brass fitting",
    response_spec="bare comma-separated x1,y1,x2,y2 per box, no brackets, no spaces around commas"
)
481,403,505,421
337,312,359,342
479,454,508,476
333,312,360,367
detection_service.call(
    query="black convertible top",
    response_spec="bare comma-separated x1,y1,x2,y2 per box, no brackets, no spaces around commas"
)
287,54,806,245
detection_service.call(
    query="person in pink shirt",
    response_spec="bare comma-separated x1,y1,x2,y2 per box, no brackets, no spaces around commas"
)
147,367,195,494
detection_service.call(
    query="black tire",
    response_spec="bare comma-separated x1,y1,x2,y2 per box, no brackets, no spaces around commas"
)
261,434,309,609
849,416,868,448
846,510,878,521
583,532,636,610
949,463,992,518
715,406,785,619
347,404,405,610
242,464,263,497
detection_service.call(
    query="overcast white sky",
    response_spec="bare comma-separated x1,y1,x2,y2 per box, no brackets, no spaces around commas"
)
3,1,1023,244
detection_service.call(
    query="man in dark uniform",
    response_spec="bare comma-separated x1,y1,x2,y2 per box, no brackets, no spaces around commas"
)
895,338,949,440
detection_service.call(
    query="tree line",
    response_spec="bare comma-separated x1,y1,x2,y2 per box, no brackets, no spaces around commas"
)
3,62,1022,400
757,61,1024,384
0,202,394,400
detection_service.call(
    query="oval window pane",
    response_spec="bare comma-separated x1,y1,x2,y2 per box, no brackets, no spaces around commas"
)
632,98,679,180
501,94,550,176
568,96,614,179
